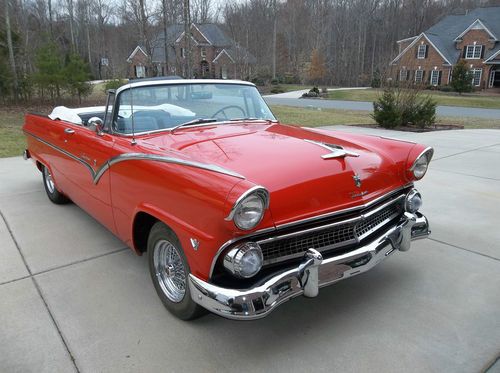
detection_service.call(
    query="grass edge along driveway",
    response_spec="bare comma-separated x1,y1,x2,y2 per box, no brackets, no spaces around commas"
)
327,88,500,110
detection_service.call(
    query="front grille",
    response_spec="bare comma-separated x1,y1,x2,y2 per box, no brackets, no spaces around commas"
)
258,196,404,265
355,201,402,239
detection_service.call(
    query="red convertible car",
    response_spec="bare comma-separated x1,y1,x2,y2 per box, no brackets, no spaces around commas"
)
23,78,432,320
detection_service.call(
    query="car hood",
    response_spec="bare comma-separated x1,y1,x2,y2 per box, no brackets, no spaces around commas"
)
139,122,416,225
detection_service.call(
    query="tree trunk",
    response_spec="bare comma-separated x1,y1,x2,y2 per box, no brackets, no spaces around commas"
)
163,0,169,75
183,0,191,78
5,0,18,100
272,14,277,80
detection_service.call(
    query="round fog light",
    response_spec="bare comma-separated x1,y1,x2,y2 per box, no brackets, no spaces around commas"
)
405,189,422,213
223,242,263,278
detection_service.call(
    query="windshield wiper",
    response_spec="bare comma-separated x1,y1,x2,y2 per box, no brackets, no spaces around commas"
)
170,118,218,133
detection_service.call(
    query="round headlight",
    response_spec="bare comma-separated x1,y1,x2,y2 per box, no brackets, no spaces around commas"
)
405,189,422,213
223,242,263,278
233,194,265,230
411,148,433,180
226,187,269,231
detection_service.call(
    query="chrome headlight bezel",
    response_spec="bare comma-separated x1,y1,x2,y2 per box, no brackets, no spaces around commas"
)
226,186,270,231
405,188,422,213
410,147,434,180
223,242,264,278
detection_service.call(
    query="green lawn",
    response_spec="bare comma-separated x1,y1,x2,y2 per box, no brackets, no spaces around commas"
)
0,110,26,158
270,105,500,129
328,88,500,109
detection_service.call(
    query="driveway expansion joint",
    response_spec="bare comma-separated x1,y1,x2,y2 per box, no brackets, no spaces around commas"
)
0,207,85,372
429,238,500,262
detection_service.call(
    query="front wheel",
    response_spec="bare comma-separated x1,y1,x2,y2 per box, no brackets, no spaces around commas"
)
42,165,70,204
147,222,205,320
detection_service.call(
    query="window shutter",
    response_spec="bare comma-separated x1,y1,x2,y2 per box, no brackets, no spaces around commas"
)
416,47,418,58
438,71,442,85
480,45,484,59
134,65,137,77
462,47,467,58
407,70,411,81
425,45,428,58
422,71,426,82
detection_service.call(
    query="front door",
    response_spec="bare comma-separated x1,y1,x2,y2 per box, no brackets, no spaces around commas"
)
59,123,118,233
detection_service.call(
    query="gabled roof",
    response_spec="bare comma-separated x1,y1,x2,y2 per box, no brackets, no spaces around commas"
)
454,19,498,41
150,23,254,64
390,33,453,66
127,46,148,62
392,7,500,65
213,49,234,64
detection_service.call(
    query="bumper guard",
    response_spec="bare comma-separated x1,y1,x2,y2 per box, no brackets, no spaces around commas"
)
188,212,429,320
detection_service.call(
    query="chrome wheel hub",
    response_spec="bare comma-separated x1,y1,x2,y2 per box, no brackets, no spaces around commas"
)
153,239,186,303
44,167,55,194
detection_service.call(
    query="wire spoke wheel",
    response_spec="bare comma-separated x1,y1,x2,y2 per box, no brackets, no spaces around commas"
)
43,167,55,194
153,239,186,303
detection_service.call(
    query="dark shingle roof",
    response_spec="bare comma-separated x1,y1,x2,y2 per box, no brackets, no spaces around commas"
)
150,23,254,64
424,7,500,63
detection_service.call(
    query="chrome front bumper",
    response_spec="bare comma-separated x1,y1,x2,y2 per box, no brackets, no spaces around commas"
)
189,212,430,320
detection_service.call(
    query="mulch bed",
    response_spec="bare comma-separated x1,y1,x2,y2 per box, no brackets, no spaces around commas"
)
349,123,464,132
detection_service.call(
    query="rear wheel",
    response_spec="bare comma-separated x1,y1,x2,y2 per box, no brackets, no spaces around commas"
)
147,222,205,320
42,165,70,204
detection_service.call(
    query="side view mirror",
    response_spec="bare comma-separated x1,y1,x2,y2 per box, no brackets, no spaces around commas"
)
88,117,104,136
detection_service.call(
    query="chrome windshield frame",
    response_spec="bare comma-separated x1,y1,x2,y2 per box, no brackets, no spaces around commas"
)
109,81,277,137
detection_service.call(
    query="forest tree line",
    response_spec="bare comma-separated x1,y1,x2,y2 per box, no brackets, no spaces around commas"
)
1,0,500,101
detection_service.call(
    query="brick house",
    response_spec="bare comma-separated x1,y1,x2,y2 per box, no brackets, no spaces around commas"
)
127,23,255,80
389,7,500,90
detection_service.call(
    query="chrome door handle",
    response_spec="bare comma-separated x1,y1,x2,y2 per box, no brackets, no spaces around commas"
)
64,128,75,134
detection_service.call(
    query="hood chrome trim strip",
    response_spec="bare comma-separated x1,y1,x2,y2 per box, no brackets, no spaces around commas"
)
25,131,245,184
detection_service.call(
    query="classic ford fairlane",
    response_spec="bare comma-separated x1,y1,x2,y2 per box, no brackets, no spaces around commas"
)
23,78,432,320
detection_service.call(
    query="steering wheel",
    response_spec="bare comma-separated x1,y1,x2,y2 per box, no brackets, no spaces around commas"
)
211,105,246,120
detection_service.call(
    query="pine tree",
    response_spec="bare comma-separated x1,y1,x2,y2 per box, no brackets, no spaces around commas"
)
451,60,473,95
34,43,65,100
64,53,92,104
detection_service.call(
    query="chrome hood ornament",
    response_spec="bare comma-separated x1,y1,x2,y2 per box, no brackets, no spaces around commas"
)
303,139,360,159
353,174,362,188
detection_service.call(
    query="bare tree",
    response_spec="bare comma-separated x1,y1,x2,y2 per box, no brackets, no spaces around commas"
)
5,0,18,98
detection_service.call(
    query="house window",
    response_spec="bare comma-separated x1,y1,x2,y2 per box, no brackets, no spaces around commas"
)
200,47,206,58
430,70,440,86
135,64,145,78
471,68,482,86
465,45,482,59
415,69,424,83
180,48,185,59
417,45,427,59
399,69,408,81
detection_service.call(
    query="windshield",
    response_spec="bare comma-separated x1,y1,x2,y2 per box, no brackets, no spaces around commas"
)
113,83,276,134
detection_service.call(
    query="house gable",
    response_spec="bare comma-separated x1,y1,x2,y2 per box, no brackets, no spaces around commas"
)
213,49,234,64
127,46,148,63
454,19,498,41
390,33,451,66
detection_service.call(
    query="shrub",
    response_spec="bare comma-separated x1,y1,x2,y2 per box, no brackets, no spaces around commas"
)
64,53,92,103
439,85,453,92
251,77,265,86
372,90,401,128
270,78,279,85
372,86,436,129
301,86,321,98
371,70,381,88
270,85,285,94
451,60,473,94
105,79,127,91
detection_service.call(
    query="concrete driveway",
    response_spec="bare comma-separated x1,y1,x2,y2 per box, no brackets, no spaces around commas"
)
1,128,499,373
265,95,500,119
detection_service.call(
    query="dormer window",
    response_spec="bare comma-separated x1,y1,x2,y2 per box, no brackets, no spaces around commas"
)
417,44,427,59
465,45,482,59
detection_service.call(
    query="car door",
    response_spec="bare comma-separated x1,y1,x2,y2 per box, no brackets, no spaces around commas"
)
58,122,119,234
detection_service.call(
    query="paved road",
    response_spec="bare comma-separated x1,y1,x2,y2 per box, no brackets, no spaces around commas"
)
1,128,500,372
265,96,500,119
